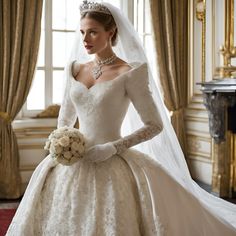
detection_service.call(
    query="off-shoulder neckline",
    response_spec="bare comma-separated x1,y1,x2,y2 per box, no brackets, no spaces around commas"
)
70,61,145,91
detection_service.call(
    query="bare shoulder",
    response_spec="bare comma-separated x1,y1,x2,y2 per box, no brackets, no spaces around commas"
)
72,61,93,79
71,60,80,78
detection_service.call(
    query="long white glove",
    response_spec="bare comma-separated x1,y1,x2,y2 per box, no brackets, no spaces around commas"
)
84,142,117,163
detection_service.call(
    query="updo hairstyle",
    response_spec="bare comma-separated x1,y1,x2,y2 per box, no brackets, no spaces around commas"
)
81,11,118,46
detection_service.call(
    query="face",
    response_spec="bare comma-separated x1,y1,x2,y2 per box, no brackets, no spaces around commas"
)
80,16,113,54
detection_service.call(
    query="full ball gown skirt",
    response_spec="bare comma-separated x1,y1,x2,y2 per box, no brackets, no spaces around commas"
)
6,63,236,235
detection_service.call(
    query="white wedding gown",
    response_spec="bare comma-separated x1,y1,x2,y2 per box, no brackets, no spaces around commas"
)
6,62,236,236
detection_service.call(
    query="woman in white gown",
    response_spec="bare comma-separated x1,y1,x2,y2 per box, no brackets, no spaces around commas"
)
6,1,236,235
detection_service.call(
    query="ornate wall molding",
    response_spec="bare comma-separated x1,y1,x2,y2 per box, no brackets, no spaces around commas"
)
196,0,206,82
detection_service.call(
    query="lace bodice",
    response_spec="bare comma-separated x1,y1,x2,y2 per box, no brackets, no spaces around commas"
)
57,61,163,152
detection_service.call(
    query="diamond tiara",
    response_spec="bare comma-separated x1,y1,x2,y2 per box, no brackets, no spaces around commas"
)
79,0,111,15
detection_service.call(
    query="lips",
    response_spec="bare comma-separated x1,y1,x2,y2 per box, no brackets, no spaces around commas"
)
85,45,93,49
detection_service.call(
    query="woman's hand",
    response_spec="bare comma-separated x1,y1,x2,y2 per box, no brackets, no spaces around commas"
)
84,142,117,163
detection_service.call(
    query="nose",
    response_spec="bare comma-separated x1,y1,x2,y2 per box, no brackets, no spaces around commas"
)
83,33,89,43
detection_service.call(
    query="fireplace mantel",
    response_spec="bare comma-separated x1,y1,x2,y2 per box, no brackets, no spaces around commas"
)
198,79,236,197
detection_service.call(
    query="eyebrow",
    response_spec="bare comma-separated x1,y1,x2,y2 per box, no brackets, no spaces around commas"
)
80,28,99,31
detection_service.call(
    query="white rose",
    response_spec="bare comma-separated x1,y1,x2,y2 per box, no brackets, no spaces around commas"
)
50,138,57,145
44,141,51,150
71,142,81,151
50,142,63,154
58,136,70,147
64,146,70,152
71,149,77,155
64,151,72,159
54,132,63,139
54,145,63,154
49,144,56,154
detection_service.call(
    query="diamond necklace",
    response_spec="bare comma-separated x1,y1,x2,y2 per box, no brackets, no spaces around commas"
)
92,54,117,80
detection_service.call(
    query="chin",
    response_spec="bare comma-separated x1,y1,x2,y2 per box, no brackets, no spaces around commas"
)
86,51,95,55
86,48,97,55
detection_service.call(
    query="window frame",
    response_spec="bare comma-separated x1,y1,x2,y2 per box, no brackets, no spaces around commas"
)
17,0,153,119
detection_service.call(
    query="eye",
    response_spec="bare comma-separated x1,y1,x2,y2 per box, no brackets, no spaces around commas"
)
80,30,85,35
90,31,97,35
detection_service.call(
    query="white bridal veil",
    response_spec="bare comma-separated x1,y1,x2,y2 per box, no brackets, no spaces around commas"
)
61,1,236,229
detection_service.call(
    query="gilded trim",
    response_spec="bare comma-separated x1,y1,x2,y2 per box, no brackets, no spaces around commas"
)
217,0,236,77
196,0,206,82
188,0,194,103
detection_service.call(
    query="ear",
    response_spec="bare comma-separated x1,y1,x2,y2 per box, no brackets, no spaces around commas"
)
108,30,114,39
108,28,116,38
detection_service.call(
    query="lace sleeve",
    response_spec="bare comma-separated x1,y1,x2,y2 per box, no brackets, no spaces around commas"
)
57,61,77,128
112,63,163,154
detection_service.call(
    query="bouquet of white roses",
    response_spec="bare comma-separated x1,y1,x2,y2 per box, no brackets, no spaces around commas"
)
44,126,87,166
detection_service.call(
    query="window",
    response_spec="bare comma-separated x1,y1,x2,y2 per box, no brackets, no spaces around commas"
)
22,0,82,117
20,0,154,118
134,0,156,69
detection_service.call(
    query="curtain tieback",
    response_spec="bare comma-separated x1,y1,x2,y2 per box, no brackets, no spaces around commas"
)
0,111,12,123
171,107,184,115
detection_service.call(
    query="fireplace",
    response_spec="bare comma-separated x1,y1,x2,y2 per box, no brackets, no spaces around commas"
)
199,79,236,197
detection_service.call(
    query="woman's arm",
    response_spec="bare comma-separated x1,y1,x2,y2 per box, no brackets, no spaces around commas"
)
112,62,163,154
57,61,78,128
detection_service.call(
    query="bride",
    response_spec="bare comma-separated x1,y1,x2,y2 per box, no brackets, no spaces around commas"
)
6,1,236,235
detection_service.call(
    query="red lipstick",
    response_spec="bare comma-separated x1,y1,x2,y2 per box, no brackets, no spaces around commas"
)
85,45,93,49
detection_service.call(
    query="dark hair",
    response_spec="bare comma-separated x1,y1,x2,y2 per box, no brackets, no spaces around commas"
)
81,11,118,46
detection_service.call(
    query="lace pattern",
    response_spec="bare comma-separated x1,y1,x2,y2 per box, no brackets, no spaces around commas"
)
113,121,162,154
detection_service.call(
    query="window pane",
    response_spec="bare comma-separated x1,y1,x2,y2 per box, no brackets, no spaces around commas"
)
37,30,45,67
53,71,64,104
53,0,66,29
145,0,151,33
27,70,45,110
53,0,80,30
66,0,81,30
53,32,75,67
144,35,155,65
138,0,144,33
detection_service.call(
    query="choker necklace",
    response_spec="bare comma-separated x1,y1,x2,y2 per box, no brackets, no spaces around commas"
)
92,54,117,80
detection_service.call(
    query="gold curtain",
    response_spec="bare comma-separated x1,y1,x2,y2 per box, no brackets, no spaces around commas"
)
0,0,43,199
149,0,188,154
